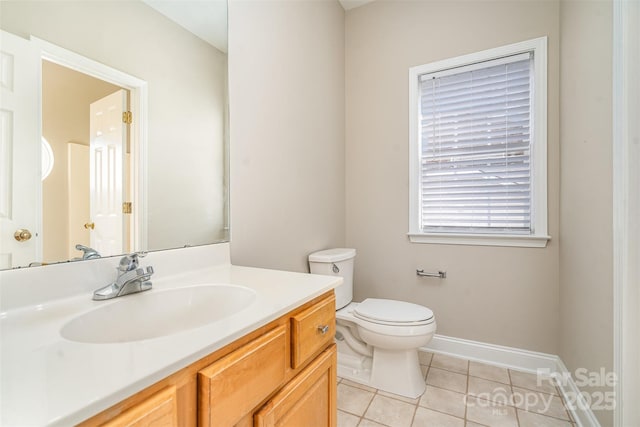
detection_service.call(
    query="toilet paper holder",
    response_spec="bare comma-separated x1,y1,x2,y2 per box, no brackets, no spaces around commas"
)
416,269,446,279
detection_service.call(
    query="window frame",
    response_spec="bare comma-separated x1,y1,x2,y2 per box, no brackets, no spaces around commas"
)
408,37,550,248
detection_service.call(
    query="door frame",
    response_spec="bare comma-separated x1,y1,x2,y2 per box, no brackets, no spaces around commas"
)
613,1,640,426
32,37,148,252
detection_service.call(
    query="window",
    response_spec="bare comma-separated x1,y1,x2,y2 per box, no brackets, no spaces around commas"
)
408,37,549,247
41,137,54,181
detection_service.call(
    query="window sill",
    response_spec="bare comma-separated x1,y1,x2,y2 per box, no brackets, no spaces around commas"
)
407,233,550,248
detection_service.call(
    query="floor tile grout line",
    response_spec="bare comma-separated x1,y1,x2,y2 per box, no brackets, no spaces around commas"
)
509,387,574,421
408,399,418,427
509,369,522,427
516,377,573,425
515,405,522,427
337,380,378,420
344,355,578,427
420,370,471,422
472,393,521,409
468,372,512,385
373,389,422,427
464,371,470,424
511,383,561,396
340,407,369,419
509,369,561,396
454,356,513,384
423,382,467,396
515,403,575,424
420,405,467,422
360,387,379,425
523,410,574,423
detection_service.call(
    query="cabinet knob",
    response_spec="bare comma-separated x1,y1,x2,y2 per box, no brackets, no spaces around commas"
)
317,325,330,335
84,222,95,230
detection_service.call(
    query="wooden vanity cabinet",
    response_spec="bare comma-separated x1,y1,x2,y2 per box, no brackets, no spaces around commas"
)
80,291,336,427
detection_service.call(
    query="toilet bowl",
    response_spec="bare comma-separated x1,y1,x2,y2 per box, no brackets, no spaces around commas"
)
308,248,437,398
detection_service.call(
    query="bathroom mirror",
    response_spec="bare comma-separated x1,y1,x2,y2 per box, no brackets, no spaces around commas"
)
0,0,229,269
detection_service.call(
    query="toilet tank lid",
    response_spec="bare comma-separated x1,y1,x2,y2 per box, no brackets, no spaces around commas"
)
308,248,356,263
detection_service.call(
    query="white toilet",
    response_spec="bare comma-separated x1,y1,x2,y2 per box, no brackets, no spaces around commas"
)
308,248,436,398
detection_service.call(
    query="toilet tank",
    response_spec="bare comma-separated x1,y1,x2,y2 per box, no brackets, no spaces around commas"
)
308,248,356,310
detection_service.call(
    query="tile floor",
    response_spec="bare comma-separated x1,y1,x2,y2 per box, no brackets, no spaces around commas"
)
337,352,576,427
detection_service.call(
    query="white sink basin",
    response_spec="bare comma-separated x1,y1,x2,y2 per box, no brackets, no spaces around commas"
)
60,284,257,343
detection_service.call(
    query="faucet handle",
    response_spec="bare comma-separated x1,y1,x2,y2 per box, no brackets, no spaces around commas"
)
75,244,101,260
118,251,149,272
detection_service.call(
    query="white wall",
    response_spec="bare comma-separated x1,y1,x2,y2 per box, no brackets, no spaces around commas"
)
345,0,561,354
228,0,346,272
559,1,613,425
0,0,228,255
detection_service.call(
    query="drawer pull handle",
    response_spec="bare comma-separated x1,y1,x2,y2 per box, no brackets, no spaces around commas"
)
317,325,330,334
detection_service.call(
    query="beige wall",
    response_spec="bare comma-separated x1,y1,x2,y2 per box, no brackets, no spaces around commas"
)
41,61,120,263
559,1,613,425
228,0,346,272
0,2,619,422
1,0,228,255
345,0,561,353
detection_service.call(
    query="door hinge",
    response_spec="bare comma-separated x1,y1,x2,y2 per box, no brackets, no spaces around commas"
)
122,202,132,214
122,111,132,124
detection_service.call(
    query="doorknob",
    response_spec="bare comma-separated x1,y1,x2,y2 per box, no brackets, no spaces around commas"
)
14,229,32,242
84,222,95,230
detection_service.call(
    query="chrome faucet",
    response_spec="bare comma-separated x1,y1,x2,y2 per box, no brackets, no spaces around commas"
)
76,244,101,260
92,252,154,301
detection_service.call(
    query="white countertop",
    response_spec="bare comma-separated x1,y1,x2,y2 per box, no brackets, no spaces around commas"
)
0,245,341,426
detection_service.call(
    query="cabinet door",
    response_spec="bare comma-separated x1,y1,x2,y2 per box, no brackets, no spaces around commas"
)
255,344,337,427
198,325,287,427
101,386,177,427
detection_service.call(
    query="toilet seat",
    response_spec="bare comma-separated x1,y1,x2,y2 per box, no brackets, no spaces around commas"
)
353,298,434,326
337,301,436,338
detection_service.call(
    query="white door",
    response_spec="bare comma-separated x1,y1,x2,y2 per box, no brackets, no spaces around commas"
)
89,90,127,257
67,142,90,259
0,31,41,269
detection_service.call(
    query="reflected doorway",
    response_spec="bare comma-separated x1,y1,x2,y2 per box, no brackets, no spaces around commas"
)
41,60,132,263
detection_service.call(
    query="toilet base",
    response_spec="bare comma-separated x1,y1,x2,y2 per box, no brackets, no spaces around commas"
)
336,340,426,398
337,352,372,384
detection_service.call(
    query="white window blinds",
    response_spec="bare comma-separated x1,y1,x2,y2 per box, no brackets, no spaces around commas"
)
418,52,534,234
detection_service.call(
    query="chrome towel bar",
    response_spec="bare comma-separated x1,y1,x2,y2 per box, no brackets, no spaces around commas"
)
416,269,446,279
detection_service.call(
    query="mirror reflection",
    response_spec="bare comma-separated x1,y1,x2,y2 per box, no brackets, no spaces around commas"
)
0,0,229,270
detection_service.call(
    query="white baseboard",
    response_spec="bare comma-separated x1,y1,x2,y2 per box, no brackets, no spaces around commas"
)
554,358,603,427
422,334,600,427
423,334,558,373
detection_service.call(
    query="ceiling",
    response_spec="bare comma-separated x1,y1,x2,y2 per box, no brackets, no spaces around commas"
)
142,0,228,53
141,0,375,54
338,0,376,10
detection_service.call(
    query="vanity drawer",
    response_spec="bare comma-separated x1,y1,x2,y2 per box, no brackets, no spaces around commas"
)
290,294,336,369
198,325,287,427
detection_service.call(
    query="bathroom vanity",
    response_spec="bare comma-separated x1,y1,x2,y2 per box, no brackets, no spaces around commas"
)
0,244,341,426
81,292,337,426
